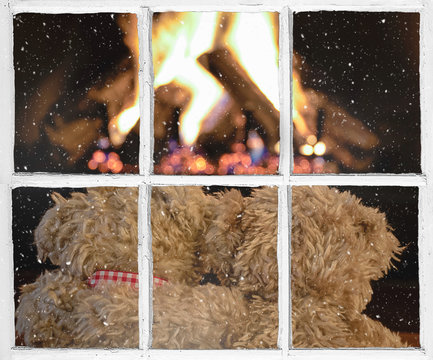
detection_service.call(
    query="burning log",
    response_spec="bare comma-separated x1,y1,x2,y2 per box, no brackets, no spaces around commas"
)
154,83,191,161
198,48,280,154
195,93,247,158
45,116,103,164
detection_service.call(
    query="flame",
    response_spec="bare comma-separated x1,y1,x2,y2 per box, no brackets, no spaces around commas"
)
109,94,140,146
292,69,310,137
153,13,224,145
109,12,318,163
109,14,140,147
225,12,279,110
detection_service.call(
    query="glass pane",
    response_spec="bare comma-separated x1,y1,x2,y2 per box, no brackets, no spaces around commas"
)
14,13,139,173
152,12,280,175
14,187,139,348
151,186,278,348
293,12,420,174
291,186,419,347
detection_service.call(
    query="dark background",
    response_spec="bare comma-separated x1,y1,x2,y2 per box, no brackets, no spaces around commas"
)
336,186,419,336
14,13,139,173
294,12,420,173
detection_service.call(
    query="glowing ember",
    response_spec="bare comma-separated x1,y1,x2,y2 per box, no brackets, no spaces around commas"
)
300,144,314,156
313,141,326,156
88,151,124,174
293,156,326,174
155,143,278,175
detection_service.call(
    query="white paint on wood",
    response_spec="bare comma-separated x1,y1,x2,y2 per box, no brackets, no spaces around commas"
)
1,0,432,359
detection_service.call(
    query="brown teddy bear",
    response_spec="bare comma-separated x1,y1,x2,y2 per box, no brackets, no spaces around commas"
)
15,185,405,348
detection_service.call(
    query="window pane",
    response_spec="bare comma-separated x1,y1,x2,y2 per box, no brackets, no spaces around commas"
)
14,187,139,348
152,12,280,175
14,13,139,173
151,186,278,348
293,12,420,174
291,186,419,347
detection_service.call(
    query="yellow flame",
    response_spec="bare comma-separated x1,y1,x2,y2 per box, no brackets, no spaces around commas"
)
110,14,140,147
109,94,140,146
313,141,326,156
226,13,279,110
153,13,224,145
293,69,310,137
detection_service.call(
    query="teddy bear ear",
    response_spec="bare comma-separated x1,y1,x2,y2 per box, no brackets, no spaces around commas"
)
34,192,67,265
34,188,139,278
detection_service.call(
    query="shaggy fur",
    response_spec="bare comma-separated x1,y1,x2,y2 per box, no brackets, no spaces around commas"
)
16,185,404,348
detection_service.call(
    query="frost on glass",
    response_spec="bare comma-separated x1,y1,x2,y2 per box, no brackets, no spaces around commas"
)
14,14,139,173
291,186,419,348
152,12,280,175
14,187,139,348
151,186,278,348
293,12,420,174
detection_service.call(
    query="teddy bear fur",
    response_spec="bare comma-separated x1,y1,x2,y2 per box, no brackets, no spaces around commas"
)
15,185,405,348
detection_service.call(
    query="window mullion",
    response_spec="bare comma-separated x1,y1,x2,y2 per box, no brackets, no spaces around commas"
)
138,184,152,351
137,6,152,351
278,5,291,355
0,1,15,357
278,186,290,353
0,0,14,185
278,6,292,179
419,1,433,355
138,6,153,180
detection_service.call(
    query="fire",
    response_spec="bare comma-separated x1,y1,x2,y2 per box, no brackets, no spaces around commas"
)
153,12,280,147
153,13,224,145
114,11,324,174
109,14,140,147
292,69,310,137
292,54,328,172
109,95,140,146
225,12,279,110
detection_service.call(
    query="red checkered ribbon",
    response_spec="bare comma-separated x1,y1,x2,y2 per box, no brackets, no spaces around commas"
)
88,270,168,290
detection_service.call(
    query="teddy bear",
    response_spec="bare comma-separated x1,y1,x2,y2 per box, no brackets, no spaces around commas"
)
15,185,405,348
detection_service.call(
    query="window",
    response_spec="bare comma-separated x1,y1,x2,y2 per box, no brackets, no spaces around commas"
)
1,0,432,359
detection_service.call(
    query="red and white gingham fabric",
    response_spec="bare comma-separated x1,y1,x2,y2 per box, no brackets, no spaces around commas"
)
153,276,168,287
88,270,168,290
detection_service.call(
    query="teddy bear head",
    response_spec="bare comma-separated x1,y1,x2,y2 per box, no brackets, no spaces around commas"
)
34,186,222,284
291,186,403,347
34,187,139,279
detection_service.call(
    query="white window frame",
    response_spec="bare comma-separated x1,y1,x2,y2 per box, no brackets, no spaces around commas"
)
0,0,432,359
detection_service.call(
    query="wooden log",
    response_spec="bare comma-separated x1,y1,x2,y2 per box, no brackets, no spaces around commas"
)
198,48,280,154
153,82,191,161
195,92,247,158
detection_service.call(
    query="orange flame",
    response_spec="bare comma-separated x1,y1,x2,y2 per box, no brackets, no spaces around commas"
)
153,12,279,146
292,69,310,137
109,95,140,146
